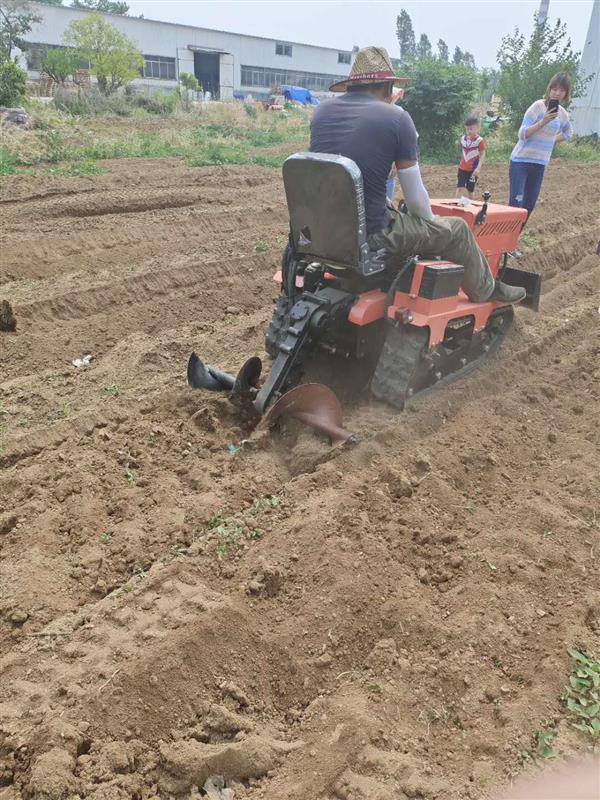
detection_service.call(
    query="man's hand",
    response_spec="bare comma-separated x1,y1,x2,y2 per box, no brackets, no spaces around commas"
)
472,168,480,178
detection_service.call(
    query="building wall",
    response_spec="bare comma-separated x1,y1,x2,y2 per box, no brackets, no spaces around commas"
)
21,2,351,98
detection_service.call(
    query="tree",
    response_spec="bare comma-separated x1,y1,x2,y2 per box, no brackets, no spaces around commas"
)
497,12,586,129
64,13,142,94
0,0,41,59
396,9,415,64
437,39,449,62
42,46,78,83
71,0,129,14
452,46,463,65
462,51,476,70
399,58,479,155
416,33,431,60
0,53,27,104
36,1,64,5
179,70,200,107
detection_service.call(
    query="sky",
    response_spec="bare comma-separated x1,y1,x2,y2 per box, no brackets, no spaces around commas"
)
126,0,595,69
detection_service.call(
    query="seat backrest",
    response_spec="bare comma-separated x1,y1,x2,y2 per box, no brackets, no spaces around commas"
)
282,152,385,276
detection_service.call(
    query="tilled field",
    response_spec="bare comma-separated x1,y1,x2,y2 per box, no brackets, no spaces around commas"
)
0,159,599,799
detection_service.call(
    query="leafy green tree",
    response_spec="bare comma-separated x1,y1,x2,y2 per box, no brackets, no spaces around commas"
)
396,9,415,64
42,46,78,83
399,58,479,156
462,51,476,70
0,53,27,104
71,0,129,14
36,0,64,5
497,13,585,129
0,0,41,59
452,46,463,65
416,33,431,60
437,39,449,62
64,13,142,94
179,70,200,107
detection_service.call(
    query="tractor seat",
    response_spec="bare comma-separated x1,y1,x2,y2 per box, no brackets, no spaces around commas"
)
282,152,387,277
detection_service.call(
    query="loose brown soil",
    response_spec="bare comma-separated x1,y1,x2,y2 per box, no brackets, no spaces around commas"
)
1,158,599,799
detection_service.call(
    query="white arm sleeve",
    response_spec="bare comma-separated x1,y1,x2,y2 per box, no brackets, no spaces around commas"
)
397,163,434,221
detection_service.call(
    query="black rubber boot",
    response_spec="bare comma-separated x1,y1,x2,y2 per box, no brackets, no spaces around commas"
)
489,281,526,304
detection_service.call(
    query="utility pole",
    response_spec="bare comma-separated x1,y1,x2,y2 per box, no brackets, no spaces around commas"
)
538,0,550,25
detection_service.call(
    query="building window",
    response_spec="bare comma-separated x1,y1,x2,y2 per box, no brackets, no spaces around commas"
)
275,42,292,57
338,52,351,64
241,64,348,92
142,55,176,81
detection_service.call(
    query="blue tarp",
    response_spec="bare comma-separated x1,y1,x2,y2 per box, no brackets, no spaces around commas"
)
281,85,320,106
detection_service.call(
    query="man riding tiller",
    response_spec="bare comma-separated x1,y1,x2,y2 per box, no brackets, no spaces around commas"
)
187,47,540,445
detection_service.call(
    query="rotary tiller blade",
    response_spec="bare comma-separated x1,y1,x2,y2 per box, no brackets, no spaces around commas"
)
262,383,357,447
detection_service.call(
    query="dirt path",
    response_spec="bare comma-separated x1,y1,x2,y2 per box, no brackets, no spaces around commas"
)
1,159,599,799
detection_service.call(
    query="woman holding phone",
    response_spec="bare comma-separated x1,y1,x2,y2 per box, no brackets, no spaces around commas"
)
508,73,573,235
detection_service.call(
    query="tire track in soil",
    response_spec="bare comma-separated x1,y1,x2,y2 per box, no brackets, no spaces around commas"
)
0,159,598,800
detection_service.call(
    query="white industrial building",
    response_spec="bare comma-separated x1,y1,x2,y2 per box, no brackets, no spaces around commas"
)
570,0,599,136
19,2,353,99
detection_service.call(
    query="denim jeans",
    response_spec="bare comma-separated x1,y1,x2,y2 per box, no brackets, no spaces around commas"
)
369,208,495,302
509,160,546,219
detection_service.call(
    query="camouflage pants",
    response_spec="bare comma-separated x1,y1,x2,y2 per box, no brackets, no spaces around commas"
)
368,209,495,302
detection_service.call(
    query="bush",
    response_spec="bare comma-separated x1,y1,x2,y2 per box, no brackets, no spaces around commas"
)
0,57,27,107
128,91,177,115
399,58,478,159
53,86,132,116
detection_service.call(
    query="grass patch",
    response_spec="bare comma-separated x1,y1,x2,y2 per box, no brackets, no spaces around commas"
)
562,648,600,739
47,160,103,177
0,147,18,176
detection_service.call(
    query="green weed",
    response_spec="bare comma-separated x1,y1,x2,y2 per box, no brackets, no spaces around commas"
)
0,147,18,176
534,729,556,759
102,384,121,397
208,510,242,559
253,239,271,253
562,648,600,739
101,531,110,544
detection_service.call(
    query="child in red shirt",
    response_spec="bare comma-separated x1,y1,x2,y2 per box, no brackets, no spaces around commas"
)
456,115,486,199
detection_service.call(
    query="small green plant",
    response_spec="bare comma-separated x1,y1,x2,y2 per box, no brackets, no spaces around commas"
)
252,495,280,512
534,729,556,759
44,129,68,163
60,403,72,418
562,649,600,738
208,510,242,559
102,384,121,397
253,239,271,253
125,469,135,484
520,233,541,250
101,531,110,544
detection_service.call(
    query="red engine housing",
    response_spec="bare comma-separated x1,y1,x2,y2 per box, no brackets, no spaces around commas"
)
349,200,527,346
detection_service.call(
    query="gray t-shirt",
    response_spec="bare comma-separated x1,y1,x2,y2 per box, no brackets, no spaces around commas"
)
309,92,419,233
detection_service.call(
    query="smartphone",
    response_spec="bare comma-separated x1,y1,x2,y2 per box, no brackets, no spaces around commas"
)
547,98,560,113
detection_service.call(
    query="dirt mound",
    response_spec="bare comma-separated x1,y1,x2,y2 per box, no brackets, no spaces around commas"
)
1,158,599,799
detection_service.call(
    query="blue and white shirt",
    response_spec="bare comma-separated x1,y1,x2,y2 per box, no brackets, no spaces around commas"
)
511,99,573,166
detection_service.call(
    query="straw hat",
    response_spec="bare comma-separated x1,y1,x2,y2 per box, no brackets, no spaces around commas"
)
329,46,409,93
